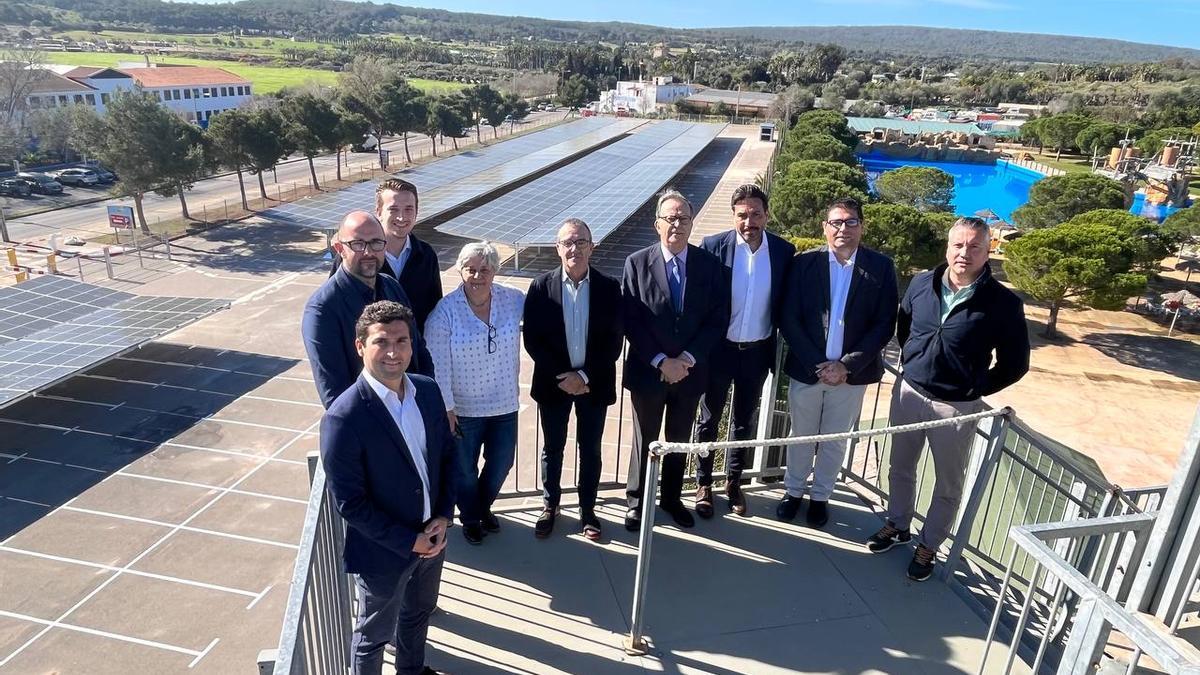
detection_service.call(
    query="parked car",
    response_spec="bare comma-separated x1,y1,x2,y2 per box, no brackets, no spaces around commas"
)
0,178,32,197
52,167,100,186
479,118,490,127
16,172,64,195
83,165,117,183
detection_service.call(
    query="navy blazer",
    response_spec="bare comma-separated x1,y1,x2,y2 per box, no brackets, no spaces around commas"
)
320,375,458,575
329,234,444,329
523,266,624,406
302,266,435,408
621,243,729,396
699,228,796,356
779,245,899,386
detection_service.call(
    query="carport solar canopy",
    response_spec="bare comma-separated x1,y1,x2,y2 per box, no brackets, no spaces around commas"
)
0,276,229,408
261,117,643,230
435,121,726,246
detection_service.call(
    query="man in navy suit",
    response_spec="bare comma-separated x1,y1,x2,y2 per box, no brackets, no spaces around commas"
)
320,301,457,675
523,218,623,540
622,189,729,531
329,179,444,329
778,197,899,528
693,184,796,517
304,211,434,408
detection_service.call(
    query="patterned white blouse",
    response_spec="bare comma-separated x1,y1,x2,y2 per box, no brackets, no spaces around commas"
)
425,283,525,418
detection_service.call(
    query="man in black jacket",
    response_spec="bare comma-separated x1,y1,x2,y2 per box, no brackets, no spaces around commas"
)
694,185,795,517
866,216,1029,582
330,179,444,329
622,189,729,531
778,198,898,528
523,218,623,541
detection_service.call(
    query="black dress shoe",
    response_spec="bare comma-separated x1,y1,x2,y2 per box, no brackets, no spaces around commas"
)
694,485,714,519
726,482,747,516
462,523,484,545
534,508,556,539
624,507,641,532
482,511,500,533
806,499,829,528
421,667,449,675
776,494,803,521
662,502,695,529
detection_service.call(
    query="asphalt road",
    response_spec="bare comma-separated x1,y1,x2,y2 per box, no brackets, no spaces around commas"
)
2,112,560,245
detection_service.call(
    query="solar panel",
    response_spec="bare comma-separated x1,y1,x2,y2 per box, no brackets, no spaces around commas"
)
0,277,229,408
435,121,726,246
261,118,640,230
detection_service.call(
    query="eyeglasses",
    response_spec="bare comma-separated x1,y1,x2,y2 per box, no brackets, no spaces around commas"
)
341,238,387,252
824,218,861,230
486,323,497,355
657,215,692,226
557,238,592,249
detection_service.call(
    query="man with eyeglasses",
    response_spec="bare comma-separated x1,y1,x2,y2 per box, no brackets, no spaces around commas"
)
690,184,795,518
868,216,1028,582
523,218,623,540
622,189,729,532
778,197,899,528
303,210,435,409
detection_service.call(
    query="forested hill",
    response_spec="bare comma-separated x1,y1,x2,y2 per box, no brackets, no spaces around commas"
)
7,0,1199,64
713,26,1200,63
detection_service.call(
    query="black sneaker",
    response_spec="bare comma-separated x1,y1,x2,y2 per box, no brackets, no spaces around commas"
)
806,499,829,528
866,524,912,553
534,508,556,539
462,523,484,545
482,511,501,533
775,494,803,521
907,544,936,582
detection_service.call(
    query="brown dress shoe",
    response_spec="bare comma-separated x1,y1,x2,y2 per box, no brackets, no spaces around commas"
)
694,485,714,519
725,482,747,516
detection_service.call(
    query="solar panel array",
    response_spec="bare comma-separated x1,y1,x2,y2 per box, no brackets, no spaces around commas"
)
261,117,641,230
435,121,726,246
0,276,229,408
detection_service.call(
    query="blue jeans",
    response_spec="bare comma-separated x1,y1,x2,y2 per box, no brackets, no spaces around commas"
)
455,411,518,525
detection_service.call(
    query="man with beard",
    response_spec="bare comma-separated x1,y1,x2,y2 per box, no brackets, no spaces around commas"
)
303,210,435,408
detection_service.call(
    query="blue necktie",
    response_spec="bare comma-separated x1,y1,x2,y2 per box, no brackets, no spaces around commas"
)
667,258,683,313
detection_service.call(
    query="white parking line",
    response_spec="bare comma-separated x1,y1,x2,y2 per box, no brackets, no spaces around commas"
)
0,609,207,662
115,472,308,505
59,505,299,550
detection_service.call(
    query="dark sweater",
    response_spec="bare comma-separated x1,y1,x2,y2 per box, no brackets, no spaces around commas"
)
897,263,1030,402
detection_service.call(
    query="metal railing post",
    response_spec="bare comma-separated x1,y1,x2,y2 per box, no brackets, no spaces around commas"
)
941,411,1010,581
1057,596,1111,675
624,449,662,656
102,246,114,279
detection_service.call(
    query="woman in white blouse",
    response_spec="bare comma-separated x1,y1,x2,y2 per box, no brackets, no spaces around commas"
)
425,242,525,545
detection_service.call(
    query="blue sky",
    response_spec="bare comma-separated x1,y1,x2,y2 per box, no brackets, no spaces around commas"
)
382,0,1200,50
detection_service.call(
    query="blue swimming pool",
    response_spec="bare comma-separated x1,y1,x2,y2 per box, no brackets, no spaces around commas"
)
858,153,1043,222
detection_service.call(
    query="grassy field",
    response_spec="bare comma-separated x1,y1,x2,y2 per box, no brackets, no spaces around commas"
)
40,52,465,95
55,30,327,55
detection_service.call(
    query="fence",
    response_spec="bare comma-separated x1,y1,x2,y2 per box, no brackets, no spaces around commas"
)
997,157,1067,177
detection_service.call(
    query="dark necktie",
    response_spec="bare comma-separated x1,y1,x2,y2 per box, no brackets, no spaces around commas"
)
667,258,683,313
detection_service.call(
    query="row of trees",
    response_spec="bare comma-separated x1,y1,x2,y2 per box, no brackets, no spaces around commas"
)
30,57,531,233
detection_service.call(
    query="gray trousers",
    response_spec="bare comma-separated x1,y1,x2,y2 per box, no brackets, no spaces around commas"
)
886,378,983,551
783,380,868,501
351,550,445,675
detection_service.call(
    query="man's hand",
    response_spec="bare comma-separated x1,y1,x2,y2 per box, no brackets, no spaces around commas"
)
556,371,588,396
816,360,848,386
420,517,450,559
446,409,459,437
659,357,692,385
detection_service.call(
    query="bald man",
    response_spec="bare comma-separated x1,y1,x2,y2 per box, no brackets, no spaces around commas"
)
303,211,435,408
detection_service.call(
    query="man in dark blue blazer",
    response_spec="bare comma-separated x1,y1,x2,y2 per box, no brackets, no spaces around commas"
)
523,218,623,540
777,197,899,528
329,179,444,330
304,211,434,409
693,184,796,517
320,301,457,675
622,189,729,531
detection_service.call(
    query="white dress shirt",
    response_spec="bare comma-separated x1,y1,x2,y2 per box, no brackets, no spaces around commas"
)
826,249,858,362
727,235,773,342
386,238,413,277
562,269,590,381
653,245,693,367
361,370,431,521
425,283,525,417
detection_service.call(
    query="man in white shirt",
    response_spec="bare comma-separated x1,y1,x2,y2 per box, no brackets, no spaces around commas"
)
694,185,795,517
777,198,899,528
320,301,458,675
